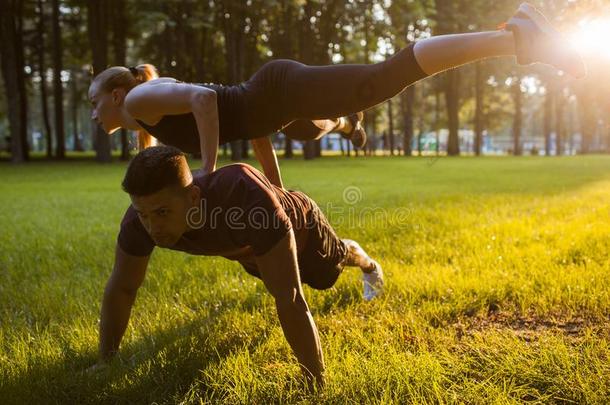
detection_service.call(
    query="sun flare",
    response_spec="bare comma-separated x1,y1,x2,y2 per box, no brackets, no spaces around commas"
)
569,17,610,61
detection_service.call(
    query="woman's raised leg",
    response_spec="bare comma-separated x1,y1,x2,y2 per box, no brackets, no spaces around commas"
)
275,3,583,123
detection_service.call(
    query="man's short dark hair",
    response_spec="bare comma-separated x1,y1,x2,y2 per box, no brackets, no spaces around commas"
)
122,145,192,196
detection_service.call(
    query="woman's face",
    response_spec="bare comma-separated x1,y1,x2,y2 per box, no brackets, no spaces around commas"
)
88,83,124,135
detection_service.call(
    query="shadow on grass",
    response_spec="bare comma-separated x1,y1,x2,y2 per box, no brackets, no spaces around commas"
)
1,305,269,404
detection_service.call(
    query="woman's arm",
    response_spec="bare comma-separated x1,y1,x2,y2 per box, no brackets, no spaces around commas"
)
125,81,219,174
192,91,219,174
251,136,284,188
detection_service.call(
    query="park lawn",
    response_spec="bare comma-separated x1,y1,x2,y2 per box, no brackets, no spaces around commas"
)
1,155,609,404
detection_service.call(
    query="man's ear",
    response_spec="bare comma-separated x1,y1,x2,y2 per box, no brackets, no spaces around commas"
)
190,185,201,204
112,87,126,105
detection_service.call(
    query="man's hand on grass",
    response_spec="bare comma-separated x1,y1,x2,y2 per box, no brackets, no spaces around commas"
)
85,361,109,375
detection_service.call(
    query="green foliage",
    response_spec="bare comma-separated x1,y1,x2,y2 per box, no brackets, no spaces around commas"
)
1,155,610,403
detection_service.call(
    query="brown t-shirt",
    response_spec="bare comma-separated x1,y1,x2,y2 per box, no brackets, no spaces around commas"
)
117,163,313,258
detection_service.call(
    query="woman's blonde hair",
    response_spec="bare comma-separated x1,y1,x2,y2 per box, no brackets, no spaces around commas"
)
92,64,159,150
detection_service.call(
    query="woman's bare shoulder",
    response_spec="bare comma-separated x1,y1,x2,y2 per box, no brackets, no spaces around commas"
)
141,77,181,86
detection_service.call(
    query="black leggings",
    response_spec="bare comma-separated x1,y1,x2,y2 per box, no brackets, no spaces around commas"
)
242,43,428,140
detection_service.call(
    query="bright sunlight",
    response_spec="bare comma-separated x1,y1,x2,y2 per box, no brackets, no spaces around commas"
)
569,17,610,61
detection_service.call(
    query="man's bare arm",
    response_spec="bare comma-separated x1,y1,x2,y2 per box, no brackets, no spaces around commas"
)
98,244,149,361
255,231,324,388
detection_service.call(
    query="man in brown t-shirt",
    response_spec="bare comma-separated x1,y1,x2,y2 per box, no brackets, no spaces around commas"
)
94,146,383,388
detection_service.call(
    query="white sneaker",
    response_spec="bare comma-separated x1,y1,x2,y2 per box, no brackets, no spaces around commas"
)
504,2,586,78
362,261,384,301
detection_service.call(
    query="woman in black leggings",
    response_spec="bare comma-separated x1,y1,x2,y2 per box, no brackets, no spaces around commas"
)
88,3,584,187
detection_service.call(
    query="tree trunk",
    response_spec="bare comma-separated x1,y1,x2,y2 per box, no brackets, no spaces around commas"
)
284,137,293,158
70,75,83,152
0,0,29,162
512,76,522,156
37,0,53,158
241,140,249,159
110,0,129,160
555,93,564,156
303,141,317,160
220,0,247,161
358,1,373,159
314,139,321,158
474,62,484,156
277,0,295,159
299,1,317,160
87,0,111,162
577,92,595,154
51,0,66,159
401,85,415,157
544,85,553,156
435,0,460,156
445,69,460,156
387,99,394,156
435,86,441,155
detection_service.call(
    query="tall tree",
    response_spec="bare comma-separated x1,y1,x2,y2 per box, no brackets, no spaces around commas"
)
0,0,30,162
63,0,88,152
36,0,54,158
298,0,317,160
87,0,111,162
543,85,554,156
434,0,461,156
473,62,484,155
51,0,66,158
109,0,129,160
512,75,523,156
269,0,298,158
555,88,565,156
69,72,84,151
387,98,395,155
219,0,247,161
385,0,426,157
401,85,415,156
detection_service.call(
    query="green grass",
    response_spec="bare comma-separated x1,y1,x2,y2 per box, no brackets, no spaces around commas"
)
1,155,610,404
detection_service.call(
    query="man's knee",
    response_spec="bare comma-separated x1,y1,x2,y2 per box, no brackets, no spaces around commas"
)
301,263,343,290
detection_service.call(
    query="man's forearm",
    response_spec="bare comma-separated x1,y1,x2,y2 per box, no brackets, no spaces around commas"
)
99,286,137,360
275,295,325,387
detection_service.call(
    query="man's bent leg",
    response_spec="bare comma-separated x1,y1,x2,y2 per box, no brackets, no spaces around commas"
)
282,119,342,141
341,239,384,301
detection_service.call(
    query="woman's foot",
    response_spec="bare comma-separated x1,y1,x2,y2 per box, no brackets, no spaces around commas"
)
339,112,367,149
503,2,586,78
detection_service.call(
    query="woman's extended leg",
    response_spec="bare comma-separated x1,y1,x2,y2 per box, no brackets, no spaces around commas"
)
271,3,583,122
245,3,583,143
413,31,514,76
414,3,584,78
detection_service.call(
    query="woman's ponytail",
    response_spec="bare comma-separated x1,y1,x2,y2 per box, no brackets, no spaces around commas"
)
92,64,160,151
129,64,158,85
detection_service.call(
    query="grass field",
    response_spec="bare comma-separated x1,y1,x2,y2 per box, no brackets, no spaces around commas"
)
1,155,610,404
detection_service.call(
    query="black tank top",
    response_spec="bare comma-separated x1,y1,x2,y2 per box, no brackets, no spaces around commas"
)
134,82,250,152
